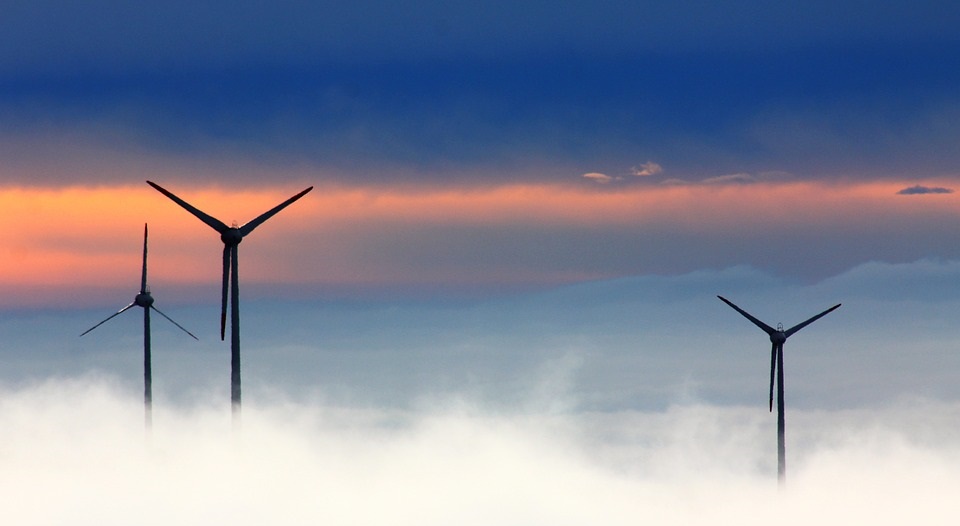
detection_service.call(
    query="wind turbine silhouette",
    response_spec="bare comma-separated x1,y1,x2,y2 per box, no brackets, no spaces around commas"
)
81,223,198,430
146,181,313,421
717,295,840,486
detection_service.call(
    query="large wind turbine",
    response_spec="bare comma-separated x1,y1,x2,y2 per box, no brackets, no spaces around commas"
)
146,181,313,420
81,223,198,430
717,296,840,486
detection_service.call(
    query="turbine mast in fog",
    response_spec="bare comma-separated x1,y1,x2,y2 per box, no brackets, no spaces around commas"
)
717,295,840,486
146,181,313,423
81,223,198,430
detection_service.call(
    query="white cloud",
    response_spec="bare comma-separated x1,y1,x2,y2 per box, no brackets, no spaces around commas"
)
585,162,662,184
700,171,791,185
702,172,755,184
2,379,960,524
631,162,663,177
582,172,616,184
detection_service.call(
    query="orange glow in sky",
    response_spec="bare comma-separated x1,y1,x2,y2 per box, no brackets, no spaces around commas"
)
0,179,955,307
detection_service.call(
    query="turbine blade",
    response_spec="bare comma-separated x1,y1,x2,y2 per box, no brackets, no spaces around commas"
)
141,223,149,294
717,296,777,335
146,181,231,234
151,305,199,340
784,303,842,338
769,342,776,412
238,186,313,237
80,303,136,336
221,244,230,341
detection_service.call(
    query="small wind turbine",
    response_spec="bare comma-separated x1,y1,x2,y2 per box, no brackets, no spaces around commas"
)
81,223,198,430
146,181,313,422
717,295,840,486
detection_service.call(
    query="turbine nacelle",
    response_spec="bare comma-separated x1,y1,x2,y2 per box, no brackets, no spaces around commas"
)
134,292,154,308
220,228,243,246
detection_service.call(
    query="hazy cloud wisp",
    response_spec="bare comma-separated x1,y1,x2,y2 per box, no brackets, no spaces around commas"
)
897,184,954,195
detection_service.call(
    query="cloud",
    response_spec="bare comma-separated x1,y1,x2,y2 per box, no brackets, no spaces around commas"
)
897,185,954,195
698,171,793,186
702,172,756,185
583,162,662,185
631,162,663,177
3,378,960,524
582,172,616,184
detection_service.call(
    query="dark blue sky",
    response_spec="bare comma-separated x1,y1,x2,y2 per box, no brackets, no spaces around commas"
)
1,2,958,186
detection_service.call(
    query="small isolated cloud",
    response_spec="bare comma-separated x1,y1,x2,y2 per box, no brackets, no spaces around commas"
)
630,162,663,177
897,185,954,195
582,172,615,184
584,162,662,184
701,171,791,186
702,172,755,185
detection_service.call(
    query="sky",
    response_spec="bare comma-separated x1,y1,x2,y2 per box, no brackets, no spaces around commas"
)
2,1,960,522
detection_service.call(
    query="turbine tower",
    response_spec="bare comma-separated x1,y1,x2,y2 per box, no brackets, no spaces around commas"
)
81,223,198,430
146,181,313,422
717,295,840,486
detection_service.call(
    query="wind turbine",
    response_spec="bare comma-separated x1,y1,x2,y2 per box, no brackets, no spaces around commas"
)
81,223,198,430
717,295,840,486
146,181,313,421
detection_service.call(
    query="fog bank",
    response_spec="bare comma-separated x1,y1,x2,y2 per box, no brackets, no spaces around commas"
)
1,378,958,524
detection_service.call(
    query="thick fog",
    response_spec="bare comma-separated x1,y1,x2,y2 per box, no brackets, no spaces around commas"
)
1,378,959,524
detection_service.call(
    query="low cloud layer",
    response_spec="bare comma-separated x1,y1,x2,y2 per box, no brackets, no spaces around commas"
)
1,378,959,524
7,258,960,421
2,261,960,522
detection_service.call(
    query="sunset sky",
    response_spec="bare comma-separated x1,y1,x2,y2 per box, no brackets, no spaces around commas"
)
2,2,960,522
0,2,958,302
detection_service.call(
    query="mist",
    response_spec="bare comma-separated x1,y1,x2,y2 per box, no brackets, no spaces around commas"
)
9,260,960,412
0,376,957,524
2,261,960,523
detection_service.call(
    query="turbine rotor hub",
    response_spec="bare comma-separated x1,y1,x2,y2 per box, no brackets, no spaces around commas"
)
135,292,154,307
221,228,243,245
770,332,786,344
